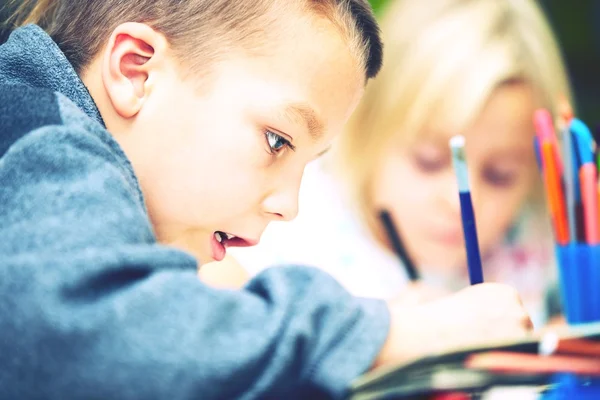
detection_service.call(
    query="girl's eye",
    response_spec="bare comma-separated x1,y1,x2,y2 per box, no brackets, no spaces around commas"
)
483,166,517,188
265,130,291,155
412,150,448,173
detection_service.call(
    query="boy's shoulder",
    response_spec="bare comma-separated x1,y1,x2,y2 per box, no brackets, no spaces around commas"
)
0,82,138,194
0,83,153,256
0,84,64,159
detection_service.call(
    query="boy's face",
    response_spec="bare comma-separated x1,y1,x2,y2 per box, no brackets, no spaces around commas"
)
128,21,364,263
372,83,539,274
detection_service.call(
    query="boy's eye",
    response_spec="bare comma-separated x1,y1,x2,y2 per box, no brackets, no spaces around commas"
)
265,130,291,155
483,165,517,188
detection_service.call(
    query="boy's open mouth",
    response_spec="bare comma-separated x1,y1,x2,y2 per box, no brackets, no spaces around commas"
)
211,231,258,261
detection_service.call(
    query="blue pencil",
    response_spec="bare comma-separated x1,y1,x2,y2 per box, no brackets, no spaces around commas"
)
561,121,577,243
449,135,484,285
533,136,543,171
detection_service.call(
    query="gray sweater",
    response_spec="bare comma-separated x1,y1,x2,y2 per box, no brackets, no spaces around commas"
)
0,25,389,399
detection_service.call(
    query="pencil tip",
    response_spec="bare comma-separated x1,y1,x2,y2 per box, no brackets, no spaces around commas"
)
449,135,465,149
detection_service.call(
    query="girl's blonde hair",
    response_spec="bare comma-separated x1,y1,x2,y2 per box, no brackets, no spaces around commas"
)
333,0,572,230
5,0,383,81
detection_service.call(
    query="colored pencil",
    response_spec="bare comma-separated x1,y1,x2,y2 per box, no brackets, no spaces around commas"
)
534,109,563,175
571,118,599,244
541,141,569,245
449,135,484,285
379,210,420,281
561,119,576,243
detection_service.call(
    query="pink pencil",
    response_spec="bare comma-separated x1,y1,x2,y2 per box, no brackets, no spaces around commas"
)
534,109,563,175
580,165,599,243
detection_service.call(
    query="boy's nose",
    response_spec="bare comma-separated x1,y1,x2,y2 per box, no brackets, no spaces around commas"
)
262,179,301,222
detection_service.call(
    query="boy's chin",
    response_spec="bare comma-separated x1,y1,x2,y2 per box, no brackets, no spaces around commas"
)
159,235,214,265
181,249,214,266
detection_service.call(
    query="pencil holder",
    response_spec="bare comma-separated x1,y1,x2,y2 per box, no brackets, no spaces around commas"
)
544,374,600,400
555,244,600,324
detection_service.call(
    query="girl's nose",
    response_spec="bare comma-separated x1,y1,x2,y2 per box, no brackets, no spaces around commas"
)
440,173,461,216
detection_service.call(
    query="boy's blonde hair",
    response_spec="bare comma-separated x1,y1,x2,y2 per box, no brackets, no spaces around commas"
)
333,0,572,229
6,0,383,82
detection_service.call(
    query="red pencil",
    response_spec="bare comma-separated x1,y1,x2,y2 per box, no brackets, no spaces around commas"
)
534,109,563,175
541,142,568,244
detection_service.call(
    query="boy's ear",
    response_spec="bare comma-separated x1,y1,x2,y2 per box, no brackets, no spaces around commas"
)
101,23,167,118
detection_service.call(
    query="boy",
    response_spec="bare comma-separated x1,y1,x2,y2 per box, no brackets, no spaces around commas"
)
0,0,531,398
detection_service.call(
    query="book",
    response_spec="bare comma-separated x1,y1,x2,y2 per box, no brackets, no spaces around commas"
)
348,322,600,400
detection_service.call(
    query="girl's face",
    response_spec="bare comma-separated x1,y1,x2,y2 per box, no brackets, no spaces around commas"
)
126,20,365,263
372,83,539,273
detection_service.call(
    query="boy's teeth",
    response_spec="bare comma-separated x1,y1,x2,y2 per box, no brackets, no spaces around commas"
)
214,231,236,243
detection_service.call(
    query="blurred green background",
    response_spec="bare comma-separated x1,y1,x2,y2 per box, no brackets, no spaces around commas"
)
369,0,387,13
1,0,598,132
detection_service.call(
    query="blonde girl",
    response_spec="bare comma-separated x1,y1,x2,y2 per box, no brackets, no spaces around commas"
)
231,0,573,327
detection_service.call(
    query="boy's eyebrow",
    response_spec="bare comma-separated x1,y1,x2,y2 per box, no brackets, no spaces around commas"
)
283,103,324,140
